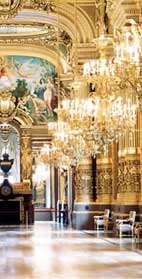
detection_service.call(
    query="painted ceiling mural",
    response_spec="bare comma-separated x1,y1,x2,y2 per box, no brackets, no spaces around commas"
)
0,55,58,124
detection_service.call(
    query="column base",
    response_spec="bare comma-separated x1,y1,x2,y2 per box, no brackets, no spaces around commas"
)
72,202,110,230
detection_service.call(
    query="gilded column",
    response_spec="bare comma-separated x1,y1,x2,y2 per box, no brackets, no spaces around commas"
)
138,106,142,204
111,142,118,202
57,168,69,224
21,128,33,224
117,125,140,204
72,157,95,230
75,158,94,203
96,148,112,204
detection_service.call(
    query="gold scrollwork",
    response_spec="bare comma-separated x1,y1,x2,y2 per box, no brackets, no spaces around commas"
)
31,0,55,12
96,166,112,195
75,164,94,198
118,157,140,194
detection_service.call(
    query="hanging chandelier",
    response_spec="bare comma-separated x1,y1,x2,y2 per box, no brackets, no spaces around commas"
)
82,29,138,144
59,89,137,156
47,1,140,168
48,123,90,167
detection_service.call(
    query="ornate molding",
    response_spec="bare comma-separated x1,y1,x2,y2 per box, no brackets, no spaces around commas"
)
106,0,126,29
0,24,57,46
0,24,72,47
31,0,55,12
0,28,74,75
107,0,142,29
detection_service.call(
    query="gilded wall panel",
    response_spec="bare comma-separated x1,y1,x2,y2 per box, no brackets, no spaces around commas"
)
118,156,140,194
75,162,94,202
96,165,112,196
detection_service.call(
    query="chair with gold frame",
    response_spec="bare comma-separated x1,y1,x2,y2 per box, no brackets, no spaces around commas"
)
134,222,142,242
94,209,110,230
116,211,136,237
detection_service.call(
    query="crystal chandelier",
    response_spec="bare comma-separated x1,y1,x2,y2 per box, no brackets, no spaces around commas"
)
45,1,141,168
59,88,137,158
83,30,140,90
50,126,90,166
83,34,115,84
40,144,58,165
49,20,138,165
83,29,138,145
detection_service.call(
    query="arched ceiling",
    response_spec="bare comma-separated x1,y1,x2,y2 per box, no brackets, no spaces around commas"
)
0,0,139,141
0,1,95,74
0,1,101,129
0,0,139,71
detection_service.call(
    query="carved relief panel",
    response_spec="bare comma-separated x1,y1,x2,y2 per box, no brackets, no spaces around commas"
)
118,155,140,194
75,160,94,202
96,165,112,196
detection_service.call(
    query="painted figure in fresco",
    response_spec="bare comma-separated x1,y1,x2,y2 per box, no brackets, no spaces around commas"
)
34,78,46,100
0,67,12,88
0,55,58,123
15,59,36,79
44,77,57,112
28,78,47,114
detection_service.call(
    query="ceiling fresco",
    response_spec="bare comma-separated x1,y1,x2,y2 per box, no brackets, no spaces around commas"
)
0,55,58,124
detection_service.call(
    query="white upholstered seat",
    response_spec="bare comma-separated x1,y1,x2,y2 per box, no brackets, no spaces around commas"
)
116,211,136,237
94,209,110,230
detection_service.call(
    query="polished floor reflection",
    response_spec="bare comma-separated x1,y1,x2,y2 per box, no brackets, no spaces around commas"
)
0,222,142,278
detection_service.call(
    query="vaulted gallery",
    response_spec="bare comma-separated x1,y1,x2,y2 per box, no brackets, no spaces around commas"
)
0,1,142,278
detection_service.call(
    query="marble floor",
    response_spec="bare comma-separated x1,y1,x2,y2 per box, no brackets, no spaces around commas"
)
0,222,142,279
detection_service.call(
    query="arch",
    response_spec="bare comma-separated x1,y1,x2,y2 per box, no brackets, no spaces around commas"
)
0,45,63,74
57,4,95,43
0,123,20,183
14,4,95,43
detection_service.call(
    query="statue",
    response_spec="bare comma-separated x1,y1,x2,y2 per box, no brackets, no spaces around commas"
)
94,0,104,36
0,0,14,10
0,0,22,20
21,137,32,181
106,0,114,16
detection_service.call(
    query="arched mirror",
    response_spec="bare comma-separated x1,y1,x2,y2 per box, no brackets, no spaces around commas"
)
0,124,20,183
